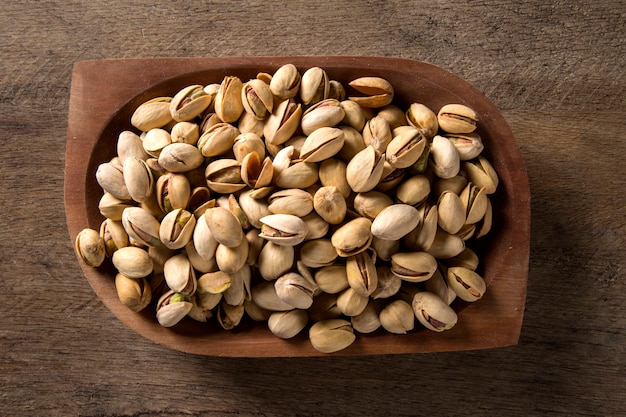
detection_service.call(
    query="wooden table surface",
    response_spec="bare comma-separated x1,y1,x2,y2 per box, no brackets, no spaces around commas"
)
1,1,624,416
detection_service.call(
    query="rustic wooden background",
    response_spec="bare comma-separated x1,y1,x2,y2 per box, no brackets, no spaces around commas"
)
1,1,624,416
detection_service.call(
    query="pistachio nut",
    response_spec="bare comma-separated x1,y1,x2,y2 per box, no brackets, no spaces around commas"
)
437,104,478,134
142,128,172,157
216,301,245,330
214,76,244,124
241,78,273,119
257,241,293,280
445,132,484,160
156,291,193,327
131,97,173,131
376,161,405,192
426,228,465,259
474,197,493,238
117,130,149,163
184,241,217,274
337,125,366,162
459,182,488,225
406,102,439,138
99,218,129,257
336,287,369,316
346,250,378,297
390,251,437,282
396,175,430,206
112,246,154,278
434,175,468,198
197,271,231,295
156,173,190,213
379,299,415,334
385,127,427,169
314,265,349,294
238,189,272,229
302,211,330,241
330,217,373,257
313,186,347,224
350,299,383,334
378,105,407,131
121,207,161,247
233,132,266,162
170,84,212,122
371,236,400,261
259,213,308,246
205,159,246,194
273,161,319,189
268,310,309,339
159,209,196,250
412,291,458,332
340,99,365,131
163,253,197,295
437,191,466,234
446,266,486,302
299,126,345,163
223,264,251,306
371,265,402,299
215,238,249,274
301,99,345,135
462,156,499,194
429,135,461,179
269,63,301,99
445,247,479,271
250,281,294,312
75,228,106,267
346,145,385,193
424,266,457,305
241,152,274,189
328,80,346,101
403,204,438,251
268,188,314,217
237,110,265,137
300,238,338,269
197,122,240,157
300,66,329,105
274,272,317,309
202,206,244,249
159,142,204,174
170,121,200,145
353,191,393,221
318,158,351,198
243,298,272,322
263,98,303,146
95,161,130,201
115,273,152,312
371,203,420,241
309,319,355,353
348,76,394,108
245,227,265,266
362,115,392,153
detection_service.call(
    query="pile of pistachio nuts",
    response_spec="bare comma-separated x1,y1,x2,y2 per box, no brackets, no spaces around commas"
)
74,64,499,353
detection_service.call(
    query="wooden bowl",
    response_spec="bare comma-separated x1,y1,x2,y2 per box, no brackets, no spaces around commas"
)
64,56,530,356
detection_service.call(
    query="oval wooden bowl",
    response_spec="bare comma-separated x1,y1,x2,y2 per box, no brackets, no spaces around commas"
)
64,56,530,356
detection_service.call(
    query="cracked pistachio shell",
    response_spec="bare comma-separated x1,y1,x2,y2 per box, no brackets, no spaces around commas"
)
412,291,458,332
437,191,466,234
314,265,349,294
268,310,309,339
117,130,149,164
156,291,193,327
318,158,351,199
258,241,294,280
300,126,345,162
217,301,245,330
273,161,319,189
336,287,369,317
251,281,294,312
238,190,271,229
313,186,347,224
353,191,393,221
385,126,427,169
241,78,273,120
301,99,345,135
100,219,129,257
445,132,484,161
112,246,154,278
424,267,457,305
396,175,430,206
463,156,499,194
115,273,151,312
346,251,378,297
376,160,405,192
259,214,308,246
121,207,161,247
300,66,329,105
300,238,338,269
143,128,172,157
328,80,346,101
460,182,488,224
437,104,478,134
362,115,392,153
158,143,204,173
269,64,301,99
390,251,437,283
205,159,246,194
426,228,465,259
215,238,249,274
263,98,303,146
430,135,461,179
131,97,174,131
275,272,317,309
371,203,420,241
237,110,265,137
170,85,212,122
331,217,373,257
348,77,394,108
122,156,154,203
163,253,197,295
446,267,486,302
268,188,314,217
223,265,251,306
371,265,402,299
406,103,439,138
351,299,384,334
233,132,266,163
379,299,415,334
170,121,200,145
204,206,244,248
309,319,355,353
402,204,438,251
196,287,222,312
197,122,240,157
156,173,190,213
75,228,106,267
346,145,385,193
159,209,196,250
340,99,365,131
475,197,493,238
241,152,274,189
96,161,130,201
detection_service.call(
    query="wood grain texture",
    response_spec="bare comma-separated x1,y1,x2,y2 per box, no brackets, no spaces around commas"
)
1,0,624,416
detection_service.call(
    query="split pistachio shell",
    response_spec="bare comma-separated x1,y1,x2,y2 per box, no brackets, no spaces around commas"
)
156,291,193,327
430,135,461,179
198,122,240,158
331,217,373,257
170,85,212,122
346,145,385,192
353,191,393,221
159,209,196,250
362,115,392,153
445,132,484,160
193,213,219,260
300,66,329,105
214,76,244,123
385,127,427,169
112,246,154,278
348,77,394,108
379,299,415,334
313,186,347,224
275,272,317,309
96,161,130,201
264,98,302,145
115,273,152,312
197,271,232,294
100,219,129,257
351,299,383,333
270,64,301,100
300,126,345,162
156,173,190,213
217,301,245,330
204,207,244,248
460,182,488,224
412,291,458,332
309,319,355,353
406,103,439,138
259,214,308,246
121,207,161,247
371,204,420,241
75,228,106,267
437,104,478,134
258,241,294,280
403,204,438,251
446,267,486,302
117,130,149,163
163,253,197,295
241,152,274,189
131,97,173,131
242,78,273,119
390,251,437,282
437,191,466,235
268,310,309,339
424,267,457,305
143,128,172,157
268,188,314,217
99,193,133,221
336,287,369,316
346,251,378,297
233,132,266,162
301,99,344,135
463,156,499,194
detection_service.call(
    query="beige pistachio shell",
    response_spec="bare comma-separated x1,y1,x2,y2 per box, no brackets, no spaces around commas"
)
330,217,373,257
131,97,173,131
403,204,438,251
263,98,302,145
205,159,246,194
346,145,385,193
424,267,457,305
437,191,466,235
313,186,347,224
268,310,309,339
115,273,152,312
96,161,130,201
170,85,212,122
300,238,338,269
99,192,134,221
396,175,430,206
268,188,314,217
362,115,392,153
346,251,378,297
258,241,294,281
156,173,190,213
371,203,420,241
197,271,231,295
233,132,266,162
274,272,317,310
223,265,252,306
300,66,329,105
100,219,129,257
213,76,244,123
340,99,365,131
159,209,196,250
216,301,245,330
379,299,415,334
446,267,486,302
463,156,499,194
371,236,400,262
318,158,351,198
242,78,273,119
273,161,319,189
241,152,274,189
142,128,172,157
437,104,478,134
445,132,484,160
336,287,369,317
406,102,439,138
117,130,149,163
460,182,488,225
163,253,197,295
315,265,349,294
309,319,355,353
351,299,384,334
203,207,244,248
412,291,458,332
75,228,106,267
121,207,161,247
302,211,330,241
197,122,240,157
112,246,154,278
300,126,345,163
156,291,193,327
238,190,272,229
377,105,407,130
371,265,402,299
215,238,249,274
157,143,204,173
250,281,294,312
390,251,437,282
269,64,301,99
353,191,393,221
385,127,427,169
301,99,345,135
426,228,465,259
348,77,394,108
258,214,308,246
429,135,461,179
337,125,366,162
170,121,200,145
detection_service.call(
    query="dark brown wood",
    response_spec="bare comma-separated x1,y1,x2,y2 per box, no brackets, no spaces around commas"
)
1,0,624,415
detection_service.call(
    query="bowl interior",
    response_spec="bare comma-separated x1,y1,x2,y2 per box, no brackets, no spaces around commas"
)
66,56,530,356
